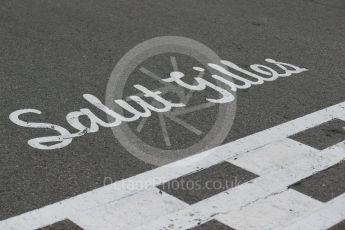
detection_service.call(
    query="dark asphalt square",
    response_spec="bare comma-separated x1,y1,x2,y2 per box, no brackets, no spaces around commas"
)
328,220,345,230
157,161,257,204
289,119,345,150
188,219,235,230
37,219,83,230
290,161,345,202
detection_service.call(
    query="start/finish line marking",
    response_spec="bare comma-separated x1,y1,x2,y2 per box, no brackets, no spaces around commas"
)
134,141,345,230
0,101,345,230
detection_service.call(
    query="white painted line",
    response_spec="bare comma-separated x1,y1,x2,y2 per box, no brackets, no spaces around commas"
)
133,141,345,230
69,188,187,230
0,101,344,230
216,189,323,230
282,192,345,230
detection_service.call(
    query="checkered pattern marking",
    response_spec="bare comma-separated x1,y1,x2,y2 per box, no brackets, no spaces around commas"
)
0,102,345,230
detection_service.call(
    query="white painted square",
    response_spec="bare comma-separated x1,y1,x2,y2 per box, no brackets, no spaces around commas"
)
216,189,322,230
69,188,188,230
227,139,317,175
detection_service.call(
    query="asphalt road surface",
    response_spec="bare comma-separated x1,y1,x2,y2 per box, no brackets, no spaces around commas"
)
0,0,345,229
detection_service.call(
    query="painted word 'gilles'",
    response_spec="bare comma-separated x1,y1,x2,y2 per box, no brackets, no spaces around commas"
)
9,58,308,150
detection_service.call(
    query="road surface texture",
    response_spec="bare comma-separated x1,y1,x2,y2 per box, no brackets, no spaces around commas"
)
0,0,344,229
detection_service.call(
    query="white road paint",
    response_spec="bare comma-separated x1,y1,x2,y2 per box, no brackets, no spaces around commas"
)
226,138,318,175
9,58,307,150
216,189,323,230
282,193,345,230
133,141,345,230
1,101,345,230
69,188,187,230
